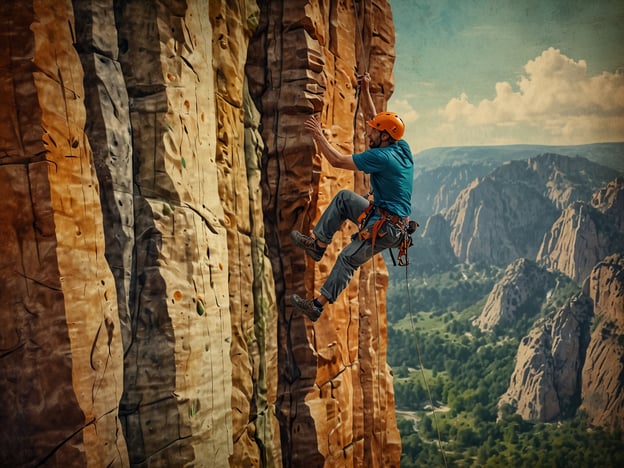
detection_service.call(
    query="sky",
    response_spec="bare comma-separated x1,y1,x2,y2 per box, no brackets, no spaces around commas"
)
388,0,624,153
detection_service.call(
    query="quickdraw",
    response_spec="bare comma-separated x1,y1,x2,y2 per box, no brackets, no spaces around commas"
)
393,219,418,266
354,197,419,266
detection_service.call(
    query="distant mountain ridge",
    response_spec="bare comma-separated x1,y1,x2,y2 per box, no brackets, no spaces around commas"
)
443,153,616,267
414,142,624,173
400,147,624,432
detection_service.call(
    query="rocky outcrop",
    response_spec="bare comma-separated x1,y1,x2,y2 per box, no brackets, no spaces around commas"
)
591,176,624,231
498,293,593,421
410,214,457,271
537,202,611,282
525,153,615,209
445,168,559,266
537,178,624,282
580,254,624,431
411,163,493,218
1,1,400,467
474,258,555,332
247,1,401,466
500,255,624,431
445,154,616,266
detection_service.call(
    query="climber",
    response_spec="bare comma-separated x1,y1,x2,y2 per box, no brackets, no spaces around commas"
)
290,73,414,322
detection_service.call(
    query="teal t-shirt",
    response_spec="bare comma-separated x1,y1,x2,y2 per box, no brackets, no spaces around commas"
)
352,139,414,218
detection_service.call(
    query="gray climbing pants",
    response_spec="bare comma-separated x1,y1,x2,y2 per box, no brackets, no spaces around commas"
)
313,190,404,303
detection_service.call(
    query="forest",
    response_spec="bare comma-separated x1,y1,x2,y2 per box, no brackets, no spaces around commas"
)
385,261,624,467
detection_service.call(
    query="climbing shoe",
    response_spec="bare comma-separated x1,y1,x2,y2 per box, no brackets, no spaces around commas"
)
290,231,326,262
290,294,323,322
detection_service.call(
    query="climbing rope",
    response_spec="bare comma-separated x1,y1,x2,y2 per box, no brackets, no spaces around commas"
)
353,0,369,75
351,2,447,465
351,0,385,460
351,2,448,464
404,264,449,467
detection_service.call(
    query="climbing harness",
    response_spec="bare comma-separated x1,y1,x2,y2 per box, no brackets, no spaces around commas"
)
350,3,447,466
353,193,419,266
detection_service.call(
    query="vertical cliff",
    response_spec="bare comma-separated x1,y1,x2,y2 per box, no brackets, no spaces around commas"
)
246,1,401,466
580,254,624,431
0,1,400,467
474,258,556,332
499,255,624,430
538,177,624,282
498,293,593,421
444,154,615,267
0,1,127,465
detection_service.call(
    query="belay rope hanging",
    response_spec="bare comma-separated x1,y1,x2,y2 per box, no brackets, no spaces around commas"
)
351,1,448,466
351,2,387,463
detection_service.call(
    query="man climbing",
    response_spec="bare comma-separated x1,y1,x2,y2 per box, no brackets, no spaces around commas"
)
290,73,414,321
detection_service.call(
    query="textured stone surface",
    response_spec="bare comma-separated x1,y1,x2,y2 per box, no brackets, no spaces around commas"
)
211,1,281,465
1,0,400,466
591,176,624,231
500,255,624,430
445,154,615,266
0,1,126,465
537,202,609,282
498,294,593,422
538,177,624,282
474,258,555,332
580,254,624,431
247,0,401,466
112,1,238,465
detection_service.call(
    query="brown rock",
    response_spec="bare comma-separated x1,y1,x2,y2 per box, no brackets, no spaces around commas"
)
498,293,593,421
0,1,126,465
537,202,609,281
591,176,624,232
249,0,401,466
474,258,555,332
500,255,624,432
445,154,615,266
580,254,624,431
1,0,401,466
538,178,624,282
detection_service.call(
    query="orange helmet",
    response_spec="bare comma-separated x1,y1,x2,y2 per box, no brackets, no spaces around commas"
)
367,112,405,140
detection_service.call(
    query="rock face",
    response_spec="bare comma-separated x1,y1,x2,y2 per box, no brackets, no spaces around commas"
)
0,1,400,467
500,255,624,430
591,176,624,231
247,1,401,466
580,254,624,431
411,214,457,270
411,163,493,219
1,1,127,465
474,258,555,332
498,293,593,421
445,154,616,266
538,177,624,282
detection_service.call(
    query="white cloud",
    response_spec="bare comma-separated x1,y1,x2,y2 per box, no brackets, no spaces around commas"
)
389,98,420,124
440,48,624,144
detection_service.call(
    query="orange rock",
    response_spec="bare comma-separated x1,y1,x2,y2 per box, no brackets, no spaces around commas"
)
1,0,400,466
248,0,401,466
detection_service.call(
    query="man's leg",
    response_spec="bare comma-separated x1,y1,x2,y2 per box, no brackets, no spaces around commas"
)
291,190,370,319
320,220,403,303
319,237,370,304
313,190,369,243
291,190,369,262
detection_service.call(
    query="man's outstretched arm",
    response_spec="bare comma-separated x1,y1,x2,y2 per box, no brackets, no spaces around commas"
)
305,116,358,171
359,73,377,122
